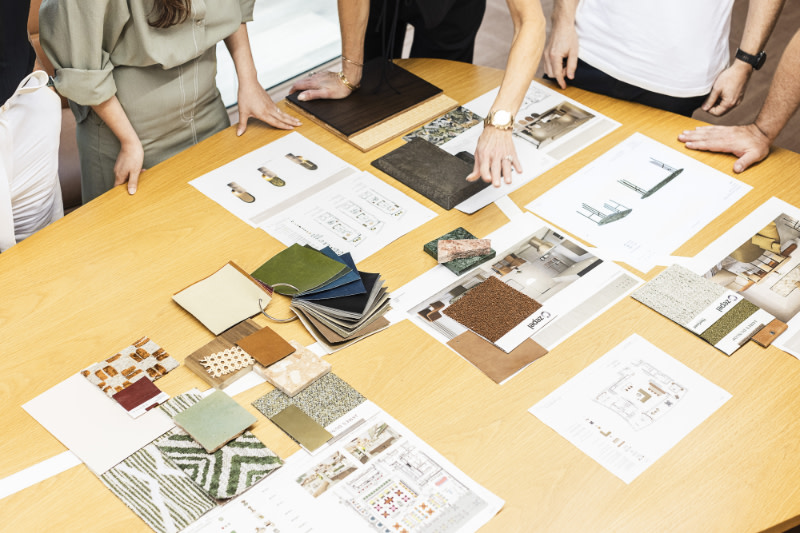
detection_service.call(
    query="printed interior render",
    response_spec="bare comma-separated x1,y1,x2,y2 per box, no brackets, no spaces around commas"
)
704,214,800,322
515,101,595,149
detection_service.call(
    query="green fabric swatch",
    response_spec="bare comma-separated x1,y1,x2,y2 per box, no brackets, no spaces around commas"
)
174,391,256,453
251,244,350,296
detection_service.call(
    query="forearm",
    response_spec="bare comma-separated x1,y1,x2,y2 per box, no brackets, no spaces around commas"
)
337,0,369,85
754,29,800,141
492,0,546,114
738,0,785,57
224,24,259,86
551,0,580,29
91,96,140,148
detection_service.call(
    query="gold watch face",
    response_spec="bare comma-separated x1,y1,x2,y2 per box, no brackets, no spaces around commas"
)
488,109,514,129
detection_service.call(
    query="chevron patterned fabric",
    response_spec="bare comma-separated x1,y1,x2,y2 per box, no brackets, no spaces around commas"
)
156,430,282,500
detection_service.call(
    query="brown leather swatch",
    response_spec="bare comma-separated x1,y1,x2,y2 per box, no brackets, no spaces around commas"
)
752,318,788,347
236,325,296,367
447,331,548,383
111,377,163,412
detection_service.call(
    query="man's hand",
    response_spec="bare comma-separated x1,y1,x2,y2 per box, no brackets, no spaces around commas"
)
113,138,145,194
290,71,355,102
678,124,771,173
543,21,579,89
237,80,301,136
701,62,752,116
466,127,523,187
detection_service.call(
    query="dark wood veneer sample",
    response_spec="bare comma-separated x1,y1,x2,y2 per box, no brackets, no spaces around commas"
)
286,59,443,137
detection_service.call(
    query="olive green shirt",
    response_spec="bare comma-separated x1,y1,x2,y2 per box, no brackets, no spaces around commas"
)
40,0,255,107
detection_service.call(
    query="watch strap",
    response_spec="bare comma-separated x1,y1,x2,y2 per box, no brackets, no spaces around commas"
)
735,48,767,70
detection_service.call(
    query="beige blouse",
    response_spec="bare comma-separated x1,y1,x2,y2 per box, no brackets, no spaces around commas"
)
40,0,255,107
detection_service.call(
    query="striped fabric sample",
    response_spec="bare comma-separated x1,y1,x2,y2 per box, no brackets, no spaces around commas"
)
156,430,282,500
159,392,203,418
82,337,179,396
100,443,216,533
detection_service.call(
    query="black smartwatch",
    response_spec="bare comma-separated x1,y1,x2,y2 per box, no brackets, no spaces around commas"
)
735,48,767,70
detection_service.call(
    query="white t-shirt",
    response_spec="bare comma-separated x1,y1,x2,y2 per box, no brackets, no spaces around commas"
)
0,71,63,252
576,0,734,97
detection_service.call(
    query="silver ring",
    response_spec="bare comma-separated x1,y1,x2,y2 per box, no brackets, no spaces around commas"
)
258,282,300,323
503,155,514,162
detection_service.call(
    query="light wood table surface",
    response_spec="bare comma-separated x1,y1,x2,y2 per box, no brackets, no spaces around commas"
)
2,58,800,532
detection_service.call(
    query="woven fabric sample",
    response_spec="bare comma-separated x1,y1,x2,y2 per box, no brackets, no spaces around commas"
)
156,430,282,500
631,265,726,327
261,341,331,396
199,347,255,378
699,299,759,345
443,276,542,342
82,337,179,396
252,372,366,428
100,443,216,533
174,391,257,453
159,391,203,418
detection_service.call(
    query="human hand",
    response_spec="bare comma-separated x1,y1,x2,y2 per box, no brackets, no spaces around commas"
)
678,124,771,173
237,80,301,136
113,138,145,194
543,21,579,90
701,62,752,116
289,71,355,102
466,127,522,187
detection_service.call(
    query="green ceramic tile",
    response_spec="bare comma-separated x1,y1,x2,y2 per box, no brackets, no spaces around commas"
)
173,390,256,453
423,228,497,275
251,244,350,296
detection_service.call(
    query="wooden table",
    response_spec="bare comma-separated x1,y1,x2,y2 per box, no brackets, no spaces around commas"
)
2,58,800,533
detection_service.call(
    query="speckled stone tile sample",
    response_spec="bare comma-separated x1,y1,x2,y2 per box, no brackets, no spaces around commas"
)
82,337,179,397
632,265,726,326
252,372,365,428
174,391,257,453
443,276,542,342
437,239,492,263
700,299,759,345
260,341,331,397
156,430,282,500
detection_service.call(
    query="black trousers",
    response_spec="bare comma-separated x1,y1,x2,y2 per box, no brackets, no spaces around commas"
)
544,59,708,117
0,0,36,103
364,0,487,64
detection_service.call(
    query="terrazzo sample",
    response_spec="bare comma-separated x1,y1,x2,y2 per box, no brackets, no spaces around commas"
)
259,340,331,396
173,262,272,335
156,430,282,500
100,443,216,533
174,391,257,453
423,227,497,275
82,336,178,396
631,264,726,326
269,405,333,452
252,372,366,428
443,276,542,343
236,325,295,367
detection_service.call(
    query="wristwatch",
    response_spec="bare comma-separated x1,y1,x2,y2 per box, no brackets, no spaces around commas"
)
484,109,515,130
735,48,767,70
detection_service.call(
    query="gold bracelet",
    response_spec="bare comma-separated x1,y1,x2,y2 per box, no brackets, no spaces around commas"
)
338,71,360,91
342,55,364,68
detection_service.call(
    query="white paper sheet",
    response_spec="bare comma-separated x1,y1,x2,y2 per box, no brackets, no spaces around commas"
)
529,334,731,484
185,402,503,533
526,133,752,273
392,213,641,382
22,374,174,475
436,81,620,214
688,197,800,359
260,170,436,263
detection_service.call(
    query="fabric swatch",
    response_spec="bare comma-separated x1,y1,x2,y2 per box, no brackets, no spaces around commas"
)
184,320,260,390
699,299,759,345
199,347,255,378
252,372,366,429
82,337,179,397
173,262,272,335
270,405,332,452
159,391,204,418
100,443,216,533
251,243,348,296
447,331,548,384
296,246,364,297
443,276,542,342
631,264,726,327
235,325,295,367
112,377,169,418
156,430,282,500
403,106,483,146
174,391,257,453
260,340,331,396
423,227,497,275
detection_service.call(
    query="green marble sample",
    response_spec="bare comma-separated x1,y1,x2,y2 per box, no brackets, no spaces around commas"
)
424,227,497,275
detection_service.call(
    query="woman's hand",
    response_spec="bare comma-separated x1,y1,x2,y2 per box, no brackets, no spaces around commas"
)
237,79,301,136
466,127,523,187
113,137,145,194
290,71,355,102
